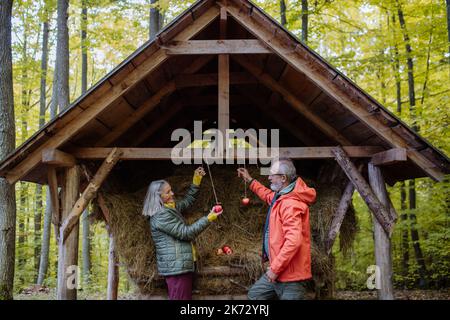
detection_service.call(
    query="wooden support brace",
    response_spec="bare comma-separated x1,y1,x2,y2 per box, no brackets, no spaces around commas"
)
326,181,355,254
332,146,394,236
43,149,77,167
162,40,271,55
371,148,407,166
60,148,122,243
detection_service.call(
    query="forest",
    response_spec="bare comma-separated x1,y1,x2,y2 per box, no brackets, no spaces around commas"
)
0,0,449,300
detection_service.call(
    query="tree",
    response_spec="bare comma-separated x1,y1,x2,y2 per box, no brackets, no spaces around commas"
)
81,0,91,285
149,0,162,40
446,0,450,65
57,0,70,113
280,0,287,26
396,0,428,288
37,0,52,286
301,0,308,43
0,0,16,300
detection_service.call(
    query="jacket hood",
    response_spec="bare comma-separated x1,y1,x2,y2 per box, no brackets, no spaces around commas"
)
282,177,316,205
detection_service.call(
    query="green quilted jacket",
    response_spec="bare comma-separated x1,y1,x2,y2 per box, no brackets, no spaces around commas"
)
149,184,210,276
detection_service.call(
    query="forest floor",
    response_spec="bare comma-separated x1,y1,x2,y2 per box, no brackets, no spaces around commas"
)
14,287,450,300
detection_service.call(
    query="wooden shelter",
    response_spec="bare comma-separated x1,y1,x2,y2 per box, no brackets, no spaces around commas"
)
0,0,449,300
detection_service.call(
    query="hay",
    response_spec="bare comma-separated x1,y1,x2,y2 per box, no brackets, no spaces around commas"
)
99,164,357,297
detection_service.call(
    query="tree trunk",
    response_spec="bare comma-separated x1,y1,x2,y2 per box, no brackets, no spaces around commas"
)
34,9,50,283
446,0,450,65
397,1,428,288
301,0,308,43
400,181,409,281
80,0,91,286
56,0,70,113
0,0,16,300
279,0,287,26
409,180,428,288
36,7,51,285
149,0,160,40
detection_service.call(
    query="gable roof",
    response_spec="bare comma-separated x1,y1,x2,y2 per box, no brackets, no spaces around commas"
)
0,0,449,185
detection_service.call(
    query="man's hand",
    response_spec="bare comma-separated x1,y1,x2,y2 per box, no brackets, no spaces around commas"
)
237,168,253,183
265,268,278,283
193,167,206,186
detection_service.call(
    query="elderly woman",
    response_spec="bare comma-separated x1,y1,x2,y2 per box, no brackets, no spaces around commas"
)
142,167,222,300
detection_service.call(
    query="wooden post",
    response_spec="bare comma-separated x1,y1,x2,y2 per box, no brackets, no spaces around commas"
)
218,7,229,152
57,165,80,300
332,146,394,236
60,148,122,243
107,230,119,300
368,163,395,300
326,181,355,254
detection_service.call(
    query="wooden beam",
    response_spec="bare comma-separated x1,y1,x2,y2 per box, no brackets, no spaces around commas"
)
326,181,355,254
368,163,395,300
57,166,80,300
332,146,394,236
163,40,271,55
175,72,256,88
218,54,230,149
42,149,77,167
222,1,444,181
97,193,111,225
220,6,227,39
107,232,119,300
60,148,122,243
4,6,220,184
71,146,384,160
371,148,407,166
232,55,352,145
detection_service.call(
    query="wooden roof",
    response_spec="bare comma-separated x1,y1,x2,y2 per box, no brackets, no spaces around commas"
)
0,0,449,185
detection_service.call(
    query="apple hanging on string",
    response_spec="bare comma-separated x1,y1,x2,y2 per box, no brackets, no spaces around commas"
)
241,197,250,206
213,204,223,213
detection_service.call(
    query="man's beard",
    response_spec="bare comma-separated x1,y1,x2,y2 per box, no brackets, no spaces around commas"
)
270,182,283,192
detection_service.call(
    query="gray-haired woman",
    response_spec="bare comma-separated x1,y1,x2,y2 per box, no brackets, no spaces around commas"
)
143,167,222,300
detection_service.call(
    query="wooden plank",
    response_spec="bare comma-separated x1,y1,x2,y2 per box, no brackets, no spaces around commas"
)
60,148,122,243
368,163,395,300
71,146,384,160
232,55,351,145
4,6,220,184
371,148,407,166
107,232,119,300
175,72,256,88
326,181,355,254
163,39,271,55
97,193,111,225
222,1,444,181
42,149,77,167
57,166,80,300
218,54,230,148
48,167,61,231
332,146,394,236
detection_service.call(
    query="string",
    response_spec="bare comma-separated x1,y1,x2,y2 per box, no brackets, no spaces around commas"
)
243,161,247,198
205,159,219,205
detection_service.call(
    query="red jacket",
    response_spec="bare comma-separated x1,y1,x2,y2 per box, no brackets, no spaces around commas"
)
250,177,316,282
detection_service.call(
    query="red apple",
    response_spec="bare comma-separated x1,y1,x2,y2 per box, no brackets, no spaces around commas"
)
222,245,233,255
241,197,250,206
213,204,223,213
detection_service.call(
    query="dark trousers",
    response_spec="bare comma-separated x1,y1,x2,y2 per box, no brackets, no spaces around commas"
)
165,272,193,300
248,274,306,300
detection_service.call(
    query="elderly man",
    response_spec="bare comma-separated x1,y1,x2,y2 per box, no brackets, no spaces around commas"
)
237,158,316,300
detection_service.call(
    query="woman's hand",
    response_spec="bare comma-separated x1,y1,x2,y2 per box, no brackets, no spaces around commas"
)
237,168,253,183
207,206,223,222
193,167,206,186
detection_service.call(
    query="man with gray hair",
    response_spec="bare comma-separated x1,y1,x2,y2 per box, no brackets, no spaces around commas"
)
237,158,316,300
